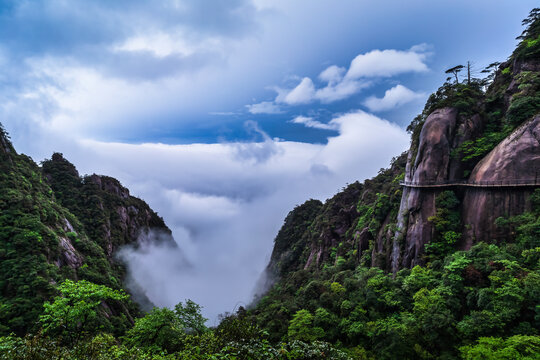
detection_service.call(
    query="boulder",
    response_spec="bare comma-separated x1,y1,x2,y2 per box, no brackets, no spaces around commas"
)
461,115,540,246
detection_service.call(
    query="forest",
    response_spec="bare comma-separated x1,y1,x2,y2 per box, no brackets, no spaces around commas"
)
0,7,539,360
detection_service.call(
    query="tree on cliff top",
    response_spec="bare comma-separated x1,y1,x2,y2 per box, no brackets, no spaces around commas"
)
517,8,540,40
445,65,464,83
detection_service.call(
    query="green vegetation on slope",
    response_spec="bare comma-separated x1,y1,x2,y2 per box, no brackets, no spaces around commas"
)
250,191,540,358
0,128,169,337
1,8,539,360
248,9,540,359
0,127,67,335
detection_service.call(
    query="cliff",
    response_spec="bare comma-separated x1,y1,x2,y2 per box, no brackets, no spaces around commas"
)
249,13,540,355
389,56,540,269
0,132,172,335
42,153,172,258
260,12,540,279
259,154,407,289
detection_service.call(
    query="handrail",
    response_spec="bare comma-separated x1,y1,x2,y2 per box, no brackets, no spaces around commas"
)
400,179,540,188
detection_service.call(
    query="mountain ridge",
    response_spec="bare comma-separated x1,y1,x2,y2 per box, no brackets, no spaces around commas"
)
0,126,171,335
247,11,540,358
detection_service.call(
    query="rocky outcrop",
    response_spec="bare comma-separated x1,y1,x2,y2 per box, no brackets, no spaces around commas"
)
503,57,540,108
391,107,485,269
392,104,539,269
88,174,130,199
56,236,84,268
409,108,459,183
0,124,178,334
466,115,540,183
42,154,173,259
302,184,361,270
461,115,540,246
263,184,362,283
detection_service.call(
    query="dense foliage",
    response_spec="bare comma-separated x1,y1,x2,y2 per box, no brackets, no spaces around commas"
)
425,191,462,261
0,282,353,359
250,191,540,358
0,132,75,335
0,133,169,336
0,8,539,360
247,10,540,359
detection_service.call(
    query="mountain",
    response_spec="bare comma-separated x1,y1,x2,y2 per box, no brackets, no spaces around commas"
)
249,10,540,359
262,11,540,279
0,127,171,336
0,8,539,360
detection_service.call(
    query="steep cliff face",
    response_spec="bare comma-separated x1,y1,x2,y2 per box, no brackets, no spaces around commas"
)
260,183,364,291
390,57,540,269
265,199,323,279
42,153,172,258
259,154,407,286
390,108,485,269
263,15,540,277
461,115,540,246
249,12,540,356
0,133,171,335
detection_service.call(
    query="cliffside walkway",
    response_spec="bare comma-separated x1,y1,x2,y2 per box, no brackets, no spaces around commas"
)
400,179,540,189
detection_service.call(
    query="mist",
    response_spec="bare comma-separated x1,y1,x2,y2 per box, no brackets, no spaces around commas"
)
70,111,410,323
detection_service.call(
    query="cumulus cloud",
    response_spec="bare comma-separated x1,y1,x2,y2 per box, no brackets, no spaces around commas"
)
248,44,429,111
318,65,345,84
363,84,425,112
290,116,338,131
246,101,283,114
345,48,429,79
274,73,363,106
282,77,316,105
315,79,370,103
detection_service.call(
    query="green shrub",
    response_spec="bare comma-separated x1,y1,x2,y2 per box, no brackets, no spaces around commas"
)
506,96,540,126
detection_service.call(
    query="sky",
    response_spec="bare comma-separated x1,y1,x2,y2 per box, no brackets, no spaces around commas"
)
0,0,537,322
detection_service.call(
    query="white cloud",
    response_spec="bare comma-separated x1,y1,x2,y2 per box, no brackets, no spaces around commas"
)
315,79,369,103
246,101,283,114
282,77,315,105
409,43,431,53
113,32,196,57
250,45,429,110
345,47,429,79
318,65,345,84
290,115,338,130
271,74,366,107
363,84,425,112
14,110,409,322
316,110,408,170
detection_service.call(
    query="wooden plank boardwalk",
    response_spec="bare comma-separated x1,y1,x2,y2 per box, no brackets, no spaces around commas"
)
400,180,540,188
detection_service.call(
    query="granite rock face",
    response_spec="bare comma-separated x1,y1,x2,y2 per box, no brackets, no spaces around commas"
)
88,174,131,199
42,154,173,261
410,108,459,183
461,115,540,246
57,236,84,268
467,115,540,183
392,110,539,269
391,107,485,269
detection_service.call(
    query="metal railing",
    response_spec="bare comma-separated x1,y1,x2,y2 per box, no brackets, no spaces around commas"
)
400,178,540,188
